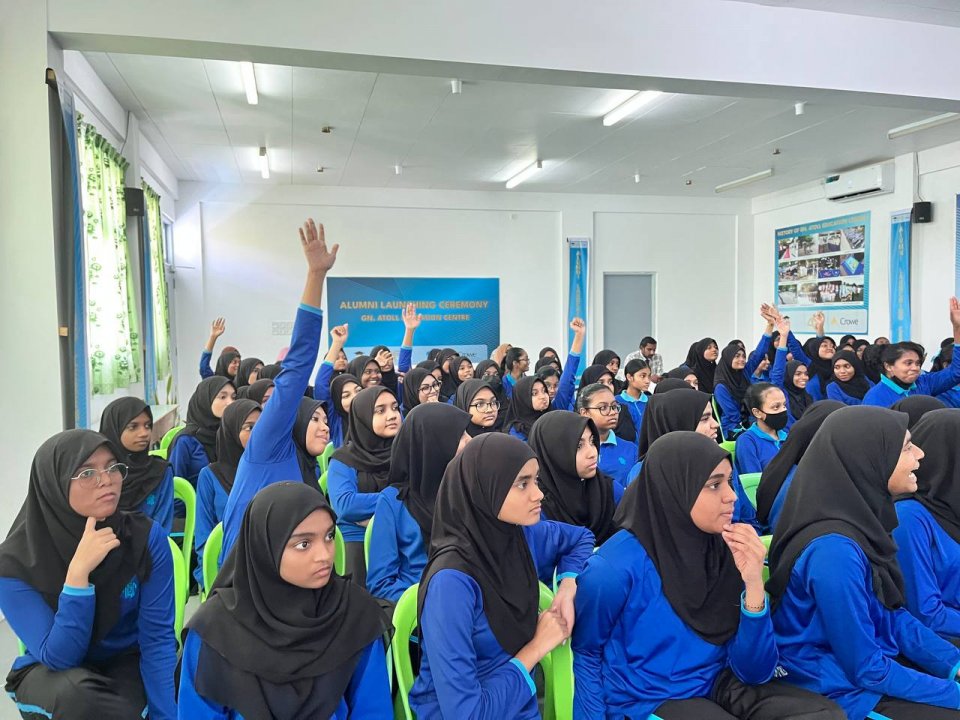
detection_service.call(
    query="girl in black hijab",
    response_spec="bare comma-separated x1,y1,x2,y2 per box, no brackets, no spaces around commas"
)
348,355,382,389
215,349,241,381
799,335,836,400
529,411,619,544
766,406,960,720
323,373,361,447
502,375,551,442
655,378,695,394
257,362,282,380
234,356,263,391
367,403,473,603
410,433,590,720
573,432,839,719
168,376,236,486
538,346,563,372
179,482,391,719
455,378,502,437
474,358,501,379
684,338,720,394
892,394,948,429
436,348,460,400
0,430,177,719
99,398,173,531
592,349,623,392
328,387,400,585
713,344,753,439
825,349,873,405
245,378,274,405
577,363,615,395
780,359,814,422
447,355,475,395
894,409,960,638
400,366,441,415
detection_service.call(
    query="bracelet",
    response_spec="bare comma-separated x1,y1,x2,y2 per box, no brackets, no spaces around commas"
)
744,599,766,613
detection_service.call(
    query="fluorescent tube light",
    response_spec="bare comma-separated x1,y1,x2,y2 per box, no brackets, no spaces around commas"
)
240,62,259,105
714,168,773,194
259,147,269,179
505,160,542,189
602,91,662,127
887,113,960,139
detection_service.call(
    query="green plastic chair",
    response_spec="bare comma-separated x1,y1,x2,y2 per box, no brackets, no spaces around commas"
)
318,470,329,498
202,522,224,602
739,472,762,508
334,526,346,576
712,397,726,441
319,442,335,473
363,515,376,568
720,440,736,469
159,424,184,454
148,448,167,460
172,477,196,593
168,536,187,649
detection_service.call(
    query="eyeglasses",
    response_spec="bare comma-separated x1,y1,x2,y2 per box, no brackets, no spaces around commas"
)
419,381,441,395
470,399,500,412
585,403,621,416
70,463,128,489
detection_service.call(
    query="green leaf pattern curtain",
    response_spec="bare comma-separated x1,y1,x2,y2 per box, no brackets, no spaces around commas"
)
143,181,173,400
78,118,141,395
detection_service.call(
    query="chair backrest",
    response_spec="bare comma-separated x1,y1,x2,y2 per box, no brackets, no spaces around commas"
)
392,584,419,720
720,440,736,469
364,515,376,568
148,448,167,460
318,470,329,498
739,472,762,507
160,424,185,453
202,522,224,601
168,536,187,649
319,442,335,473
334,526,346,576
712,397,725,441
173,477,196,593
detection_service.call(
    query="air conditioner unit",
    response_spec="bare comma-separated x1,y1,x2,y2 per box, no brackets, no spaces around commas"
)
823,162,894,202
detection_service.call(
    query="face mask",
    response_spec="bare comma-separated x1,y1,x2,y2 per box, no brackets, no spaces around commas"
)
763,410,788,431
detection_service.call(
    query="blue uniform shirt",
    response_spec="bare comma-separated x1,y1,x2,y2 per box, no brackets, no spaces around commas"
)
617,391,648,444
598,431,637,490
862,349,960,407
140,465,174,533
734,423,787,476
826,380,874,406
194,466,230,587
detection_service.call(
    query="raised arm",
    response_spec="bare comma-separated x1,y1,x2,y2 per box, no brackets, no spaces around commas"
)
199,317,225,378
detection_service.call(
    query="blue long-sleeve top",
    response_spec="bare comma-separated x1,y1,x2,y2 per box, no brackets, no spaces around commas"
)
937,385,960,408
598,432,637,491
168,433,210,488
772,534,960,720
616,391,647,444
328,459,380,544
194,466,230,587
734,423,787,475
502,373,517,399
221,304,324,560
826,379,875,406
552,352,580,412
572,529,776,719
312,361,343,447
715,334,775,439
507,426,528,443
769,346,799,428
786,333,832,401
177,630,391,719
894,500,960,639
765,466,796,532
0,521,177,720
863,350,960,407
140,465,174,533
200,349,214,379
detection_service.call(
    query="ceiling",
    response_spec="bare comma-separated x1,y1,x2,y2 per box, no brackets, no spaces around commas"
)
726,0,960,28
82,52,960,197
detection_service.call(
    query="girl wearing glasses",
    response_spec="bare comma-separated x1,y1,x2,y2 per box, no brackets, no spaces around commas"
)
577,383,638,490
0,430,177,719
400,366,442,414
455,379,503,437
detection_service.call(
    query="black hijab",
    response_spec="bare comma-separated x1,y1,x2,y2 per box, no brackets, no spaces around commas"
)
831,349,871,400
891,395,947,429
592,350,620,370
784,360,814,419
416,360,439,372
538,347,562,373
503,376,550,437
802,336,836,396
234,357,263,390
98,398,168,509
331,387,395,492
907,409,960,544
664,365,694,381
418,434,539,655
258,363,282,381
246,379,274,406
577,364,614,395
755,400,845,526
370,345,399,394
215,350,241,380
401,367,433,413
684,338,718,394
474,359,501,379
614,432,741,644
0,430,153,643
330,373,361,424
535,356,559,373
208,399,260,494
179,376,233,461
638,390,713,460
444,355,470,393
389,403,472,547
767,406,908,610
529,412,617,544
188,482,387,719
293,398,326,487
348,356,378,387
436,348,460,400
713,345,750,423
654,378,695,394
455,379,497,438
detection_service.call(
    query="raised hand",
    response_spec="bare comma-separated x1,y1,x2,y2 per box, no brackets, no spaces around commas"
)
330,324,349,345
67,517,121,587
776,317,791,337
375,348,393,368
721,523,766,587
950,297,960,332
812,311,825,330
402,303,423,331
570,317,586,337
210,317,226,338
298,218,339,274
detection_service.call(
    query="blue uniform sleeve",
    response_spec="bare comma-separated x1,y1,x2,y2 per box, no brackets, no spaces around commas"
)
731,467,760,532
397,346,413,374
344,639,393,718
770,347,787,389
786,332,811,366
571,552,632,720
612,479,624,505
714,384,742,440
745,334,772,377
177,632,231,719
553,353,581,412
366,493,408,603
199,349,214,379
194,467,220,589
726,593,778,684
139,523,179,720
808,538,960,709
419,571,535,720
167,435,209,486
892,605,960,679
525,520,595,583
0,578,94,671
328,460,379,523
149,466,174,533
313,361,334,403
734,434,763,475
625,461,641,487
917,347,960,396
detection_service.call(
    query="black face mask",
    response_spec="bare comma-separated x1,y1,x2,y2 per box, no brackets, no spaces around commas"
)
763,410,789,432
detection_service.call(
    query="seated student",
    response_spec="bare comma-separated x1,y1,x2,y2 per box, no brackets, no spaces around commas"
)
734,382,789,476
529,411,622,544
221,217,338,558
577,383,638,490
233,356,263,393
98,398,174,532
768,406,960,720
683,338,719,394
194,398,260,589
400,366,441,415
328,386,400,585
179,482,391,719
573,431,842,720
754,400,845,533
592,349,624,393
500,346,530,399
366,403,473,603
538,346,562,372
715,315,778,439
455,379,502,437
348,354,383,390
826,349,874,406
931,344,960,409
502,376,550,442
535,318,585,412
256,363,281,381
410,434,591,720
318,370,361,448
199,316,240,380
800,333,837,402
168,375,236,487
0,430,177,719
245,377,274,406
863,299,960,407
770,321,814,424
617,358,651,443
893,394,948,429
655,377,697,394
894,409,960,639
661,368,700,390
447,355,474,397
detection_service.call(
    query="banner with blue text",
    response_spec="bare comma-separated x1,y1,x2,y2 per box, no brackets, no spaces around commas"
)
327,277,500,363
890,210,912,343
567,238,589,365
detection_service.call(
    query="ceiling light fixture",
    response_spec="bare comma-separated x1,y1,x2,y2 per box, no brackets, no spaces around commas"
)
451,79,462,94
394,164,403,176
259,146,269,179
887,112,960,139
634,172,641,184
714,168,773,194
602,90,662,127
794,102,806,116
240,62,259,105
505,160,542,189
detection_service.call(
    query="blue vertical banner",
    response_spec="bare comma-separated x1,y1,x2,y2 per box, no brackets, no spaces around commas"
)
567,238,589,363
890,210,912,343
955,195,960,298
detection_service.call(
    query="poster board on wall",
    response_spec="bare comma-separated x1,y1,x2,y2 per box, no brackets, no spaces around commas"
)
775,211,871,335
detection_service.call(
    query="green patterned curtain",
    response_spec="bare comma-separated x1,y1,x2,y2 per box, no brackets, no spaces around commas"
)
142,181,173,401
78,118,141,395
